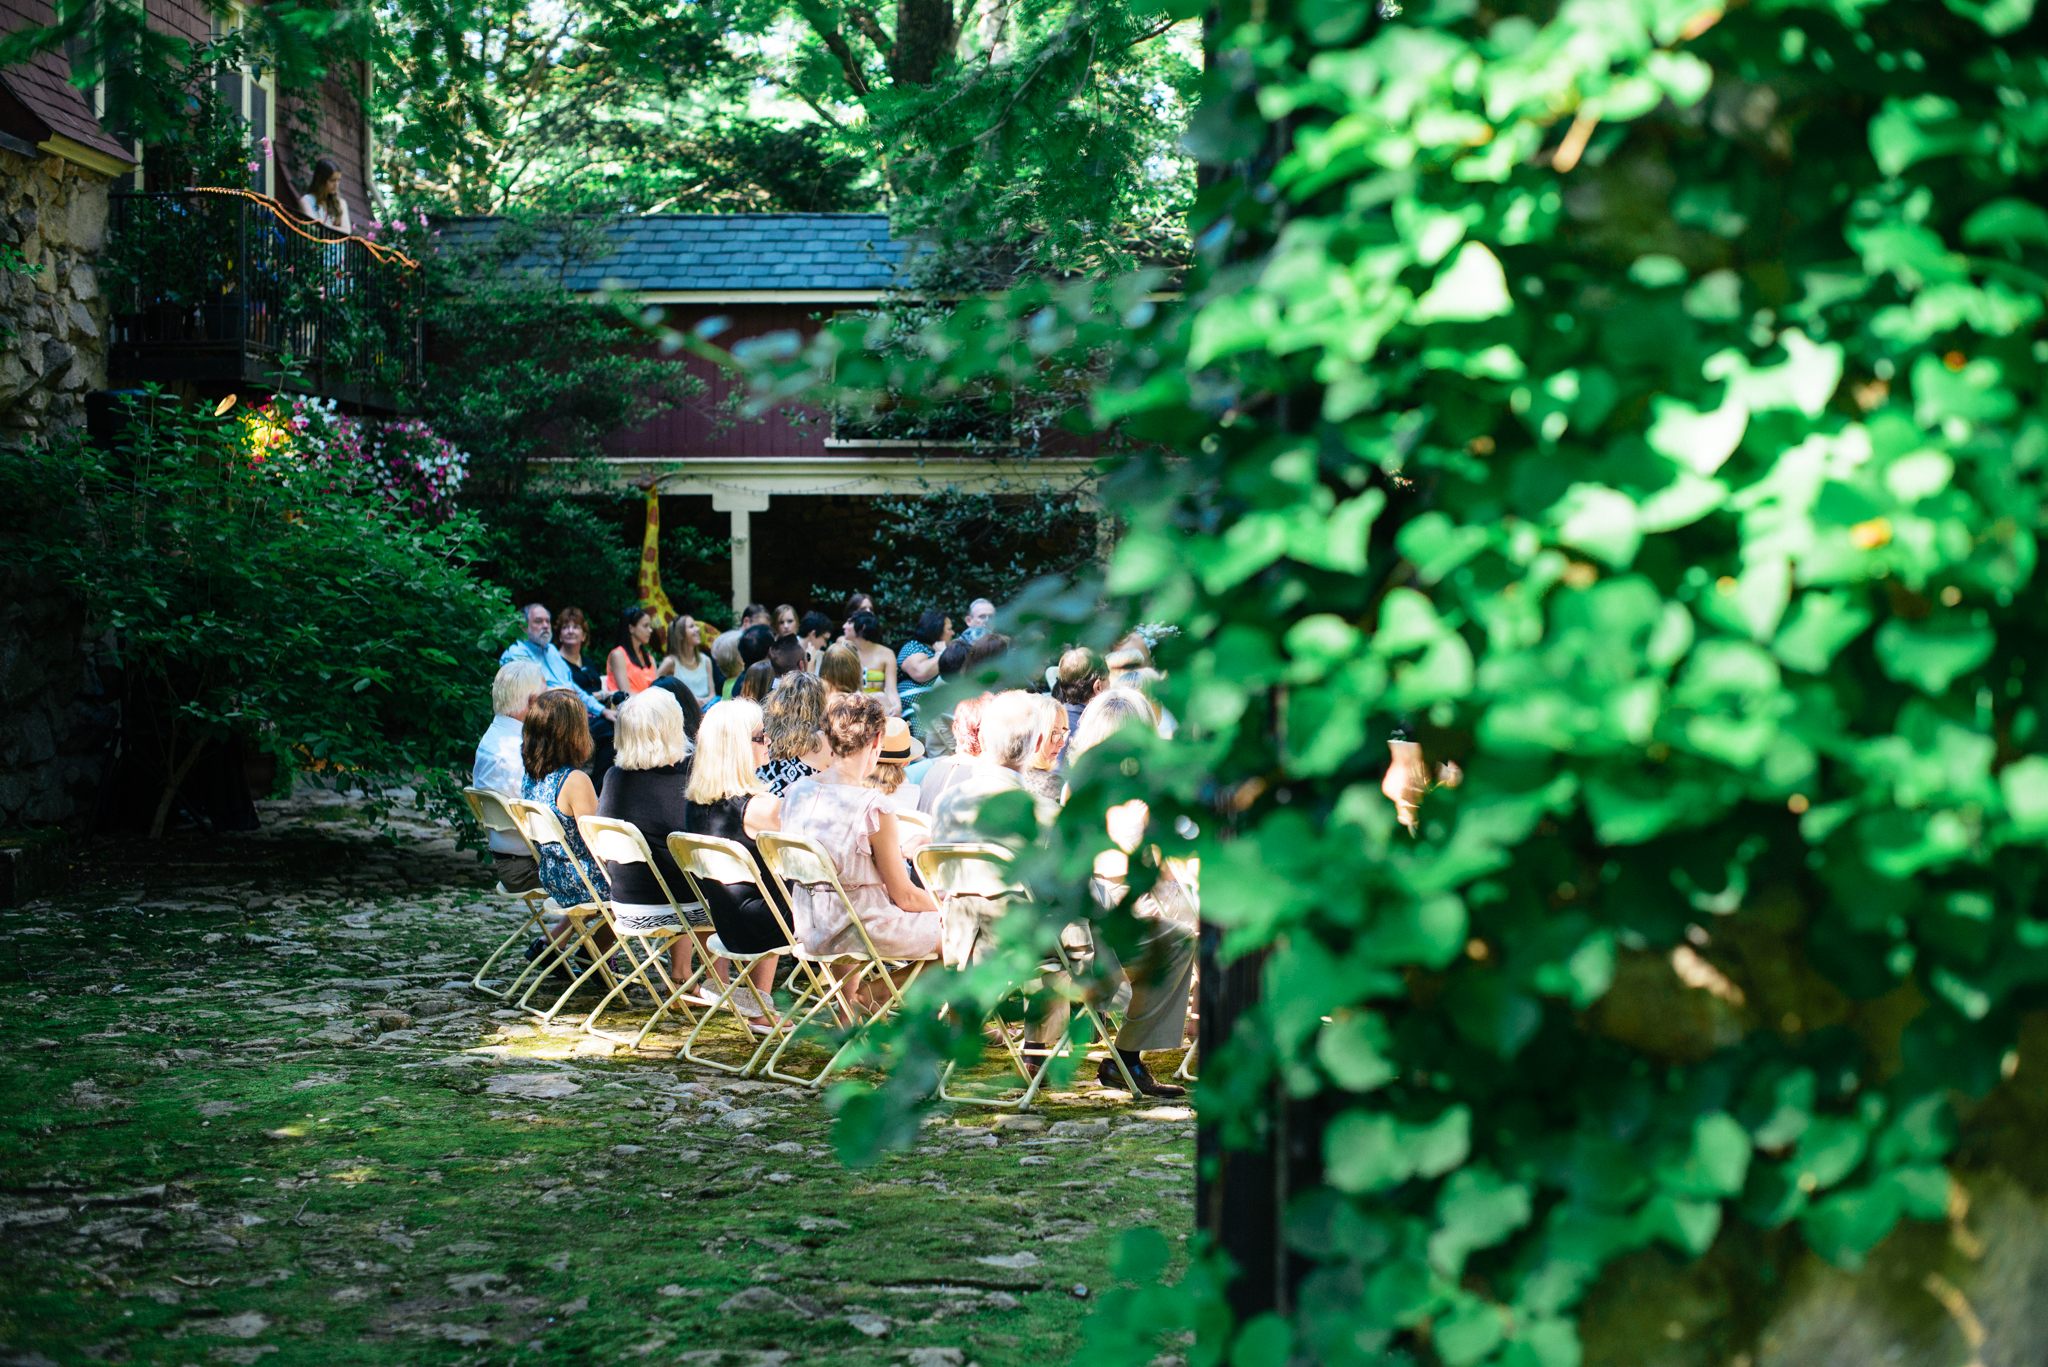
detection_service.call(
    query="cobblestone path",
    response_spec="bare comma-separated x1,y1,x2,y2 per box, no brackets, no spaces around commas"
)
0,786,1194,1367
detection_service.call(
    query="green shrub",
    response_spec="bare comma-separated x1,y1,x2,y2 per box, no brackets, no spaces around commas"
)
2,392,516,837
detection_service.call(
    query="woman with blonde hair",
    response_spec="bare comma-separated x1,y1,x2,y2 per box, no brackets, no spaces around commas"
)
778,694,940,961
684,698,786,1032
594,687,705,989
818,642,864,697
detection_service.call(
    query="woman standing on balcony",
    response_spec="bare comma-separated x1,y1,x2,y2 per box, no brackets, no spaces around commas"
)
299,158,353,235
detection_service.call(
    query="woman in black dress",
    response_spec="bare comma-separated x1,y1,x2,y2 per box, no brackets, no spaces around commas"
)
683,698,788,1029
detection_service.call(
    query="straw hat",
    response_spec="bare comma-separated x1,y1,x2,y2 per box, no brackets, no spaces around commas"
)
879,716,924,763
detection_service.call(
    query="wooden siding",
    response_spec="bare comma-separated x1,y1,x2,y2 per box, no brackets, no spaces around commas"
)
279,61,371,228
605,304,831,462
145,0,210,45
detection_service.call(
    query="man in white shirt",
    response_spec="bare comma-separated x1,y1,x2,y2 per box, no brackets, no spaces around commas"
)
931,691,1191,1098
958,598,996,643
474,660,547,891
498,604,612,721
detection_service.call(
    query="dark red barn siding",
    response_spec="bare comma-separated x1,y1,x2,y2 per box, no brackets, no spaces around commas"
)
605,304,833,462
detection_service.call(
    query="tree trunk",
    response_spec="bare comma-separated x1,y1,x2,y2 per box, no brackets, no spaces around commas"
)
891,0,955,86
149,736,210,839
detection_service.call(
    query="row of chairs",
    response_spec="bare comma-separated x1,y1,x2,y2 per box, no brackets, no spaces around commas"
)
460,787,1189,1106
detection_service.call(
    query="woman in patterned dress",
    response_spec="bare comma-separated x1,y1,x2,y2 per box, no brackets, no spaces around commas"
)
776,694,940,973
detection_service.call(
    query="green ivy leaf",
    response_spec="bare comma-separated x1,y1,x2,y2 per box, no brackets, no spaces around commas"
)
1429,1167,1534,1275
1411,242,1513,323
1773,591,1874,674
1324,1105,1471,1194
1874,618,1995,694
1316,1011,1399,1092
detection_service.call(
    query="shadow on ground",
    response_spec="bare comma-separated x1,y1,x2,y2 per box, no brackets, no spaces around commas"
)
0,784,1195,1367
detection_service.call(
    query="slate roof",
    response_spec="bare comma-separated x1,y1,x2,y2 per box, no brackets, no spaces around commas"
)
434,213,912,294
0,0,137,167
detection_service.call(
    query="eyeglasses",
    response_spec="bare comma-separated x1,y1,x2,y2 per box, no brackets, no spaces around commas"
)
751,732,768,744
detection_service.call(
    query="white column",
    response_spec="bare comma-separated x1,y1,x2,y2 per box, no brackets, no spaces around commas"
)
711,489,772,616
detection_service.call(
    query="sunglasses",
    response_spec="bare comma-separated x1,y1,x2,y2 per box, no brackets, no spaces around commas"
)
751,732,768,744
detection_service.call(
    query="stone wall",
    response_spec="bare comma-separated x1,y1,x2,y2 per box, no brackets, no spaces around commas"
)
0,143,112,449
0,567,114,831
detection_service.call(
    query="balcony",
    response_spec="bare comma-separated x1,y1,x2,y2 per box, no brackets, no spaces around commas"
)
106,190,423,413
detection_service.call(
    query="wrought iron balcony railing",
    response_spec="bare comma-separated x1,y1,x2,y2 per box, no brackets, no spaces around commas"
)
106,189,423,411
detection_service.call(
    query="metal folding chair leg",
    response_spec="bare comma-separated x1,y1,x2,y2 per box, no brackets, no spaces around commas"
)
759,956,887,1087
937,941,1137,1109
581,928,698,1043
515,912,618,1024
471,892,550,998
677,943,786,1074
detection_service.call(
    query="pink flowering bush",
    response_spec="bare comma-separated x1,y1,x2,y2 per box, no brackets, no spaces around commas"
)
249,395,467,520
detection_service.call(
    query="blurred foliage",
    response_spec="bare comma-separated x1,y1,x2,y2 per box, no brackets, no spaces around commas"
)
842,483,1101,638
711,0,2048,1362
0,391,517,838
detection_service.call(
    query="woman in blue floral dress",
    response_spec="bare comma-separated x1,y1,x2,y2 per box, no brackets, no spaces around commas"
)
519,690,610,907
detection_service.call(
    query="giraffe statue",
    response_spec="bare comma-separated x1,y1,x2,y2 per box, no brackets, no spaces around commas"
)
635,474,680,631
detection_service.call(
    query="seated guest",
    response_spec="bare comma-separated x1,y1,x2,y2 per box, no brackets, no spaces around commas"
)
778,694,941,961
799,610,836,672
685,698,788,1030
843,610,901,717
648,676,704,749
557,607,619,777
1053,646,1106,770
655,614,720,705
918,641,974,759
961,631,1011,686
1017,693,1071,806
768,633,807,682
960,597,996,643
607,606,660,695
501,603,614,723
914,692,989,815
932,690,1190,1097
711,605,764,686
758,673,830,794
895,609,953,737
867,717,925,812
594,688,708,991
738,660,775,702
722,623,775,699
475,660,547,891
521,689,610,910
819,642,863,698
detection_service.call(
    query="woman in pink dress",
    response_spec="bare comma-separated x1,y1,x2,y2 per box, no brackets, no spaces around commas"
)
776,693,941,961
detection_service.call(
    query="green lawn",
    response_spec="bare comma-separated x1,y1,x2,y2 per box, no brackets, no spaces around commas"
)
0,787,1194,1366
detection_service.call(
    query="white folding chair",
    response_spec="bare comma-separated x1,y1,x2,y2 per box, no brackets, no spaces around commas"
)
914,841,1137,1110
502,798,620,1024
755,831,940,1089
463,786,551,999
574,816,718,1046
663,832,831,1074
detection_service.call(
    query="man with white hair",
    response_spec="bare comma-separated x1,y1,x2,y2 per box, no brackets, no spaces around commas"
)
959,598,997,644
475,659,547,891
499,603,613,721
930,690,1192,1098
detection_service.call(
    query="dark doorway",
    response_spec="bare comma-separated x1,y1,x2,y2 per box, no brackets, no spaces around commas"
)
749,496,890,617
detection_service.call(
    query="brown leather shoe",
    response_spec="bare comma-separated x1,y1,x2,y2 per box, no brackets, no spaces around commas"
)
1097,1056,1186,1098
